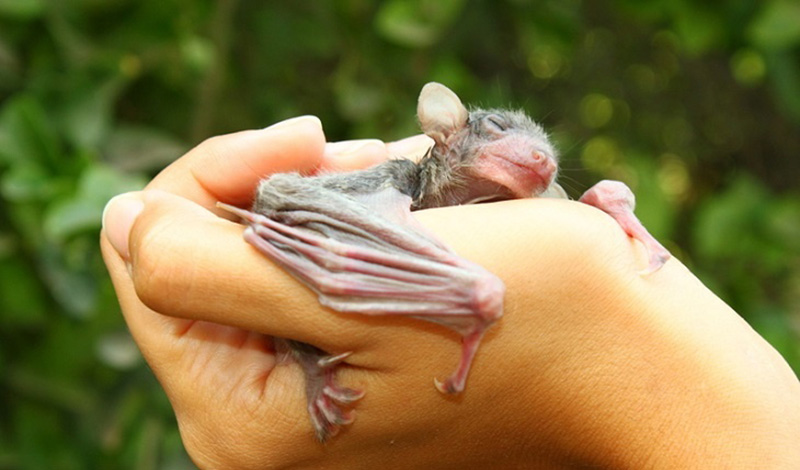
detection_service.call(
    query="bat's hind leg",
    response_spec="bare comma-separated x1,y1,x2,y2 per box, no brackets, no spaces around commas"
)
275,338,364,441
579,180,670,274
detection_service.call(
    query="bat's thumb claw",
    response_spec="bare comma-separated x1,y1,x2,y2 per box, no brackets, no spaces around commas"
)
639,247,671,276
434,377,460,394
317,351,353,369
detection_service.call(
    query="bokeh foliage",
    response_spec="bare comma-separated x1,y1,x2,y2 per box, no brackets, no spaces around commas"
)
1,0,798,468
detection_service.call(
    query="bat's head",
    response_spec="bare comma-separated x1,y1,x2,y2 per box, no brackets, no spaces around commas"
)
417,82,558,202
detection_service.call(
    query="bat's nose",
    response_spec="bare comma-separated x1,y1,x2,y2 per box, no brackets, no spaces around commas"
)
531,152,557,179
532,152,553,165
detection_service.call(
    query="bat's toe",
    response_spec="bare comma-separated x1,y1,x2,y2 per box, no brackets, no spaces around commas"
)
639,246,671,276
434,376,463,394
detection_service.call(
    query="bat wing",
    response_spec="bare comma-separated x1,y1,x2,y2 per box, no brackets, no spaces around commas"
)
219,182,503,440
219,185,504,378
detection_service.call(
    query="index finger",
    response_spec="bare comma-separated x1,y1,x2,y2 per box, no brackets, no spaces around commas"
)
147,116,326,209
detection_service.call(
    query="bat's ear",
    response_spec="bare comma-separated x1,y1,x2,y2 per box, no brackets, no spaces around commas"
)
417,82,469,146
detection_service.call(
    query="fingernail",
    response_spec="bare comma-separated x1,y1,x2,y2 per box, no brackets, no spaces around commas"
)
102,192,144,260
323,140,387,171
386,135,434,161
264,115,322,132
325,139,385,157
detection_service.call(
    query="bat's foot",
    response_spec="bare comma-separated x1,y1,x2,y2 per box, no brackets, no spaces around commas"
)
434,327,489,394
579,180,671,275
307,371,364,442
640,244,671,276
276,339,364,442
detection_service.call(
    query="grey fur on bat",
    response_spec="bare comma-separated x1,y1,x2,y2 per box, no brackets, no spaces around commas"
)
218,82,670,442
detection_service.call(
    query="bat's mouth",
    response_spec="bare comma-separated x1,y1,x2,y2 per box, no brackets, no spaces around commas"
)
475,151,557,199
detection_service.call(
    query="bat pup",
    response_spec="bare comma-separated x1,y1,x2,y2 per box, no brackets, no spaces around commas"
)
219,82,670,441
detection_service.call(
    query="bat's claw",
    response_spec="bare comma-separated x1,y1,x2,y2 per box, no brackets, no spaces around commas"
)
639,245,671,276
274,339,364,442
309,380,364,440
434,377,462,394
579,180,671,276
433,328,488,395
317,351,352,369
323,384,365,403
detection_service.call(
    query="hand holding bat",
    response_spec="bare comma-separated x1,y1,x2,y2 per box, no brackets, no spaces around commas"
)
101,99,800,469
219,83,670,440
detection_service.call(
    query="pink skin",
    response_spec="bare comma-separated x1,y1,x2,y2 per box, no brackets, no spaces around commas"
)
578,180,671,274
473,134,558,199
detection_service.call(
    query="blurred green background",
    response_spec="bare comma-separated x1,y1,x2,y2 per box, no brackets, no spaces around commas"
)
1,0,798,468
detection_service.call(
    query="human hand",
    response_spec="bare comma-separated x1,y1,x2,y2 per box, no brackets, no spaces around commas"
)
101,116,800,469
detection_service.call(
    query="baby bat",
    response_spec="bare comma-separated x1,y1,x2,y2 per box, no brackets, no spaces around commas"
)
219,82,670,441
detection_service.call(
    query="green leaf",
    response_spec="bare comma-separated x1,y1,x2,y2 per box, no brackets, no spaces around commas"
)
748,307,800,373
730,49,767,86
0,95,61,169
628,154,676,239
44,165,146,240
375,0,466,48
104,125,186,173
39,244,98,318
765,197,800,252
60,79,124,151
96,331,142,370
670,4,725,55
0,162,63,201
180,35,215,73
749,0,800,49
0,0,44,20
0,256,49,327
764,51,800,122
693,176,767,259
333,74,385,122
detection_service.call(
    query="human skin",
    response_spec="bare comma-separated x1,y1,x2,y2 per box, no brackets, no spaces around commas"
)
101,116,800,469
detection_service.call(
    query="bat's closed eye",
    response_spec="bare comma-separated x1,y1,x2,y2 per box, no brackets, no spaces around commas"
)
485,114,507,133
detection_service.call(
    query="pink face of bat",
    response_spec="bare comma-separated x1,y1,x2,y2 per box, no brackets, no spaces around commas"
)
466,111,558,199
417,82,559,202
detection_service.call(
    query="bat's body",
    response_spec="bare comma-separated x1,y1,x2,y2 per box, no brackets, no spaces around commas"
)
220,83,670,441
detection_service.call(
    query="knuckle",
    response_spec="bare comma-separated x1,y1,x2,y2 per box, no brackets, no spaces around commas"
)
197,134,235,166
130,221,191,315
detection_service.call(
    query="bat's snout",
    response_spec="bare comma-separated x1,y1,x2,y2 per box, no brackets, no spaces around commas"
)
529,151,558,182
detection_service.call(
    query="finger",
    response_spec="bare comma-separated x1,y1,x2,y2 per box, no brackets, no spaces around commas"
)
385,134,434,162
147,116,326,209
318,134,435,173
319,140,389,172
